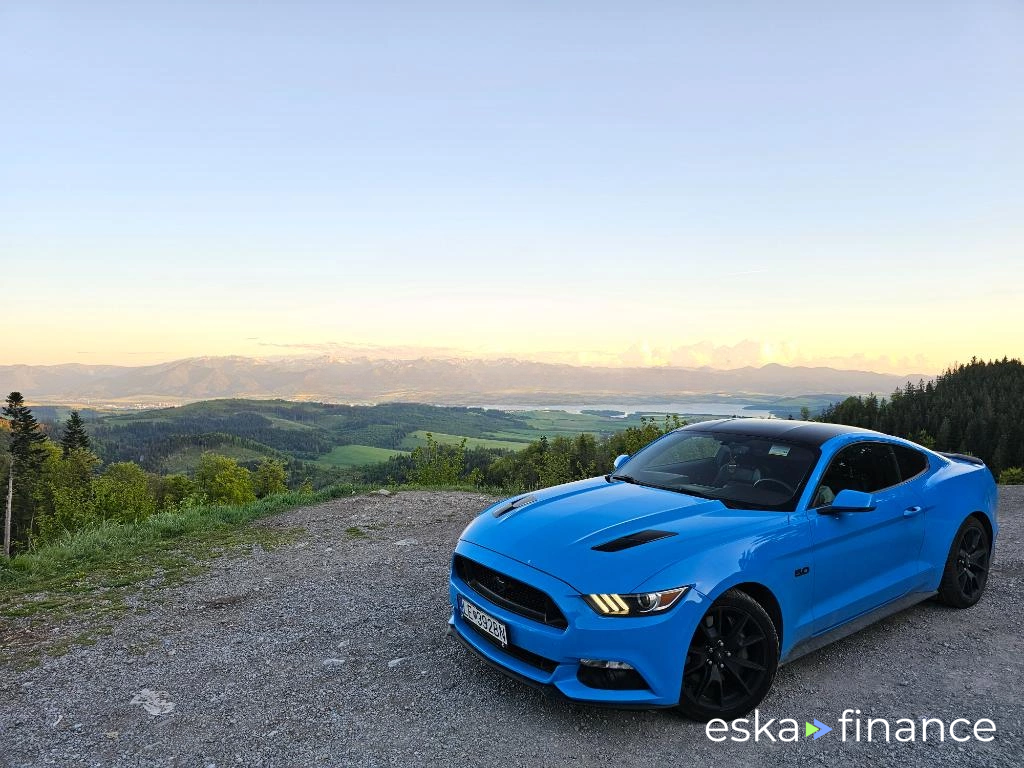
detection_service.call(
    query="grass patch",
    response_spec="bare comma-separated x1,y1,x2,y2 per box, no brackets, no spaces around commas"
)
399,430,530,452
0,484,368,667
519,410,647,434
315,444,409,467
0,484,362,597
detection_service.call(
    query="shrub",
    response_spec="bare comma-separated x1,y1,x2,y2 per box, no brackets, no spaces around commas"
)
35,445,101,543
410,433,465,486
195,453,256,505
999,467,1024,485
253,458,288,497
93,462,158,523
156,474,199,509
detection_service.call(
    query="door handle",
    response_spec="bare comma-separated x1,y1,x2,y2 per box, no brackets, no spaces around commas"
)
903,506,923,517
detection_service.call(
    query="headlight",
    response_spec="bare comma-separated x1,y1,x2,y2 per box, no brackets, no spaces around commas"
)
583,586,690,617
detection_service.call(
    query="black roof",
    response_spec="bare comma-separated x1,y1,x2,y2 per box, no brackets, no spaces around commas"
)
682,418,876,447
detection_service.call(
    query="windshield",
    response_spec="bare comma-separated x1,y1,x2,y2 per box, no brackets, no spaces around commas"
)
614,429,818,512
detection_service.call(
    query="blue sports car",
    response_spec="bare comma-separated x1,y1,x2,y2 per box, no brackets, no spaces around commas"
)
448,419,997,720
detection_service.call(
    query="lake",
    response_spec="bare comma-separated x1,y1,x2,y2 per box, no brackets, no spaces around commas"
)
479,401,776,418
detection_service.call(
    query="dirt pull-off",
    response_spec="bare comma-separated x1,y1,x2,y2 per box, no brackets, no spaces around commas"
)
1,489,1022,767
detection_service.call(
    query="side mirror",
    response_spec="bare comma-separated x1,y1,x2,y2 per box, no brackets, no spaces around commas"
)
612,454,630,471
818,488,876,515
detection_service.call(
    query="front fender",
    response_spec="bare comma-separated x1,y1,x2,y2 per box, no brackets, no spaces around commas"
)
631,511,816,659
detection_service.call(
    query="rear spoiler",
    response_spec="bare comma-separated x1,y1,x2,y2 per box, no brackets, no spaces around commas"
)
938,452,986,467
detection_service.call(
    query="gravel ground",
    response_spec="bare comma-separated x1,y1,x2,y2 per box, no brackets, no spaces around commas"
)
2,487,1022,768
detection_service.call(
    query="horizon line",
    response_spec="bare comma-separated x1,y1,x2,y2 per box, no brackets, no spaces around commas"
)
0,351,948,379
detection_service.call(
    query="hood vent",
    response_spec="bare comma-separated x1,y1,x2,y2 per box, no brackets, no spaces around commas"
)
592,529,677,552
492,494,538,518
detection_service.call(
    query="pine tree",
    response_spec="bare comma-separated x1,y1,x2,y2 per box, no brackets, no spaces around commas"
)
3,392,46,457
60,410,91,458
3,392,48,552
0,427,10,557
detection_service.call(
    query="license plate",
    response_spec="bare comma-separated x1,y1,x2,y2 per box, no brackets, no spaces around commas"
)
460,597,508,647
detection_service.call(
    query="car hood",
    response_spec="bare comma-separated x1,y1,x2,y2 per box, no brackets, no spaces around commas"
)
460,476,780,594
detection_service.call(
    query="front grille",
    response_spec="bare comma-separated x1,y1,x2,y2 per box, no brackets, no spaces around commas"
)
462,619,560,674
454,555,568,630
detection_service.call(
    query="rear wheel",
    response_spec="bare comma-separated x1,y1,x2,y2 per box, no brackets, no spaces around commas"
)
677,589,778,722
937,517,991,608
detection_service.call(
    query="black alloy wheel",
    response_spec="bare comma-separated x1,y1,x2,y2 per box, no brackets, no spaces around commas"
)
677,589,779,722
937,517,991,608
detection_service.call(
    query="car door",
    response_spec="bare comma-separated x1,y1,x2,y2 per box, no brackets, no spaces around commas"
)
809,441,926,633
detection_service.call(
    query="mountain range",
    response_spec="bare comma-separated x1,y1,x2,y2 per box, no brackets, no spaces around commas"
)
0,356,930,407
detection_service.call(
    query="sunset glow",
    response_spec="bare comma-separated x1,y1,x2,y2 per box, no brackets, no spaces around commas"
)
2,3,1021,373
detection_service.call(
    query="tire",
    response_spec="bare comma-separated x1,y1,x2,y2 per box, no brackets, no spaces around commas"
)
936,516,991,608
676,588,779,722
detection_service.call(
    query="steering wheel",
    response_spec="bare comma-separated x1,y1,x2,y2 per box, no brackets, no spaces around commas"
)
753,478,795,496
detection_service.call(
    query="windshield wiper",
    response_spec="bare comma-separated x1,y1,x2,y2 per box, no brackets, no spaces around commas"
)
673,484,716,500
610,474,677,493
611,475,719,500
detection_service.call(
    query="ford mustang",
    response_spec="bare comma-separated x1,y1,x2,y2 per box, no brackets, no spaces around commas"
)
447,419,997,721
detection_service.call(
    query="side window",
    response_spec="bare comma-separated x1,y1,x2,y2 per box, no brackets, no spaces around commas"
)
812,442,901,506
891,444,928,482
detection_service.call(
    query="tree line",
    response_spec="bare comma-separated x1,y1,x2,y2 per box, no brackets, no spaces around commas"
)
95,414,336,464
1,392,293,556
816,357,1024,480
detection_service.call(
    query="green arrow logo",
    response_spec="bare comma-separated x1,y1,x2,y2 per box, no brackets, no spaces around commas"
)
805,719,832,740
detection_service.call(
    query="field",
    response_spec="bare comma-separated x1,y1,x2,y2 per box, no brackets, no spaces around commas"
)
315,445,409,467
398,430,531,452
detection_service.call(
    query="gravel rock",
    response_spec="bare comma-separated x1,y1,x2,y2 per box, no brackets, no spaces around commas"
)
1,488,1022,767
129,689,176,716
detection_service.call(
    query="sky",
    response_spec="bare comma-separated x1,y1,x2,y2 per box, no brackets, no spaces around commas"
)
1,1,1021,374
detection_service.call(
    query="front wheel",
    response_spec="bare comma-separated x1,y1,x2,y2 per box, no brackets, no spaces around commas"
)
677,589,779,722
936,517,991,608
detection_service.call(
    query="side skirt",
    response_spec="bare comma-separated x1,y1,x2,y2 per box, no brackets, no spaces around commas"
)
780,590,937,665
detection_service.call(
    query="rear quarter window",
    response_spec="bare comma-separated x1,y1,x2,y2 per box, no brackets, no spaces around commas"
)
891,444,929,481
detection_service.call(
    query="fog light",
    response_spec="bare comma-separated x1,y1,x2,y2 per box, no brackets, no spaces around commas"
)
577,661,649,690
579,659,635,670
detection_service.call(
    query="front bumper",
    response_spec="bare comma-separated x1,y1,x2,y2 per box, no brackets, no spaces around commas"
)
448,540,707,707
